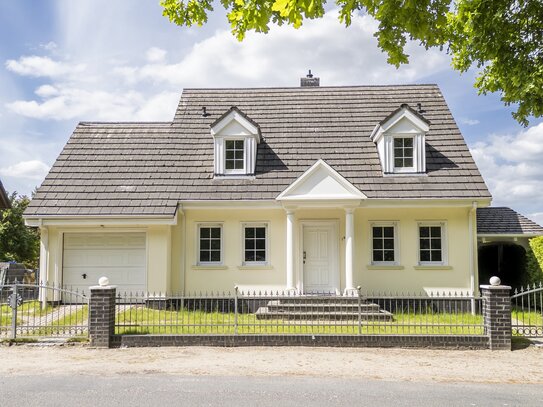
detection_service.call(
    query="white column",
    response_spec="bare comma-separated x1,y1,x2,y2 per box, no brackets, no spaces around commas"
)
39,227,49,307
345,208,355,294
286,210,295,291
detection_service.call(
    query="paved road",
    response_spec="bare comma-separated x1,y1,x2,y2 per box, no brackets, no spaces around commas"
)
0,375,541,407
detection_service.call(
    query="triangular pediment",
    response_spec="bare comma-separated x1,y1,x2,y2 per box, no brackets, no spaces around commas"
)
210,106,261,142
277,160,366,201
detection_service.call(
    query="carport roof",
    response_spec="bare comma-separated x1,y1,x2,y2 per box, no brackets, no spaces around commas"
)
477,207,543,236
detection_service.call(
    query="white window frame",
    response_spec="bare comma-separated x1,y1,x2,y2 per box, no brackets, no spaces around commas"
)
392,135,415,173
370,221,400,266
417,221,448,266
197,223,224,265
224,138,246,175
241,222,269,266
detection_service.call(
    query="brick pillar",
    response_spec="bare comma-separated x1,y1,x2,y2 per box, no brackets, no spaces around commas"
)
481,282,512,351
89,285,117,348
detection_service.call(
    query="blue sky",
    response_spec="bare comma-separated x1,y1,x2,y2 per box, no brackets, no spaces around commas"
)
1,1,542,224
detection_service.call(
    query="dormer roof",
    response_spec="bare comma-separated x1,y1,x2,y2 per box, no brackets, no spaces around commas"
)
210,106,261,142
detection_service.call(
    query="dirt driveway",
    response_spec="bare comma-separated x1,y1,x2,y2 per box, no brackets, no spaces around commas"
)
1,344,542,384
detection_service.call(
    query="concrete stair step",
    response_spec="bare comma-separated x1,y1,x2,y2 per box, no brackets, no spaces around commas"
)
264,300,381,312
255,307,393,321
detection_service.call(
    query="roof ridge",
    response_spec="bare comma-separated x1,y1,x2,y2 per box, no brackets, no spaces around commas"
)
182,84,440,91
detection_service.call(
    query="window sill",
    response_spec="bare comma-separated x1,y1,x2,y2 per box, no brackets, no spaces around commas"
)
238,265,273,270
192,265,229,270
214,174,256,180
414,265,453,270
367,265,404,270
383,172,427,177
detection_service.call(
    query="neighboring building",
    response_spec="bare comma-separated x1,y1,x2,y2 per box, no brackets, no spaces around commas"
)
477,207,543,287
0,179,10,210
24,74,539,296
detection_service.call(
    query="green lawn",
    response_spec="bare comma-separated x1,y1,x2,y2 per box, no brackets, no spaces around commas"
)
512,308,543,328
115,306,484,335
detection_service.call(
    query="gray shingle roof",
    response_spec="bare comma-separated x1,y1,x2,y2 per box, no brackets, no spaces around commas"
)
477,207,543,236
0,179,10,209
26,85,491,217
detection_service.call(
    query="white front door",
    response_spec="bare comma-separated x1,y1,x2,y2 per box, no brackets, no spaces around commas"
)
302,222,339,293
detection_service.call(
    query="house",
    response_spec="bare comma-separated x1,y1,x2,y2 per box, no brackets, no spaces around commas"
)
24,74,539,296
0,179,10,210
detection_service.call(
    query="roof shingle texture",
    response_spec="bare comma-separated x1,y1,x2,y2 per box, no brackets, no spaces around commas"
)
26,85,491,217
477,207,543,235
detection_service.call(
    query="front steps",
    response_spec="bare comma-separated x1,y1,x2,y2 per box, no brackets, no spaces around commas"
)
255,298,393,321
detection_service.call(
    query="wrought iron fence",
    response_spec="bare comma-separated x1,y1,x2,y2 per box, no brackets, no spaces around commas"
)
0,283,89,340
511,282,543,337
115,288,484,336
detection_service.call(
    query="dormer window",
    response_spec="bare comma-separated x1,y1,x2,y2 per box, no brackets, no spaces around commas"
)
210,106,261,177
370,104,430,175
225,140,245,173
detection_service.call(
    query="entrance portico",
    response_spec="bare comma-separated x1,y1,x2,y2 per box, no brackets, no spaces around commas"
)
277,160,365,295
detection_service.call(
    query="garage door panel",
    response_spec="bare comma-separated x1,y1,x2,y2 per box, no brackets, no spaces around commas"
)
63,233,146,295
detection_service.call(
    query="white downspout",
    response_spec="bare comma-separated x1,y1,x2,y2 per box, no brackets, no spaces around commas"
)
469,201,477,314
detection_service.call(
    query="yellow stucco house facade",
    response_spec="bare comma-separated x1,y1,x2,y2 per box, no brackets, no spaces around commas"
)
27,75,531,297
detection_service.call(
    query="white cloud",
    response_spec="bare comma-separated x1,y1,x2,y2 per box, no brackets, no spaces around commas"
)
470,122,543,208
35,85,59,98
0,160,50,180
113,11,449,88
5,56,86,78
529,213,543,227
460,118,480,126
41,41,58,51
146,47,167,63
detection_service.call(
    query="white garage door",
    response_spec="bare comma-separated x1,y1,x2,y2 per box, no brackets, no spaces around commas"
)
63,233,146,295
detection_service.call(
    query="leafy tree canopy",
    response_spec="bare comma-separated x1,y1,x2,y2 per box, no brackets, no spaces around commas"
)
161,0,543,125
0,192,40,269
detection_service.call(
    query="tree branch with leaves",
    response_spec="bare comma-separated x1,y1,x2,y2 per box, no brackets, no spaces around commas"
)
161,0,543,125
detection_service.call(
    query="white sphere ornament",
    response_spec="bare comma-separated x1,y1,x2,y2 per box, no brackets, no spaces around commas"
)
98,276,110,287
489,276,501,286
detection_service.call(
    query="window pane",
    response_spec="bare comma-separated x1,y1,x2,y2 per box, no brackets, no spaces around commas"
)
383,227,394,238
394,138,403,148
432,251,442,262
255,251,266,262
200,251,210,262
225,140,234,149
256,227,265,238
245,250,255,262
404,138,413,147
420,251,430,262
245,240,254,250
255,239,265,250
433,238,442,250
430,227,441,237
420,227,429,238
384,238,394,250
373,251,383,262
235,150,244,160
225,160,234,169
200,228,210,238
211,228,221,238
200,239,210,250
210,251,221,262
225,150,234,159
245,228,255,239
210,239,220,250
234,160,244,169
235,140,244,149
404,157,413,167
384,250,395,262
373,227,382,238
373,239,383,250
420,238,430,250
394,158,403,168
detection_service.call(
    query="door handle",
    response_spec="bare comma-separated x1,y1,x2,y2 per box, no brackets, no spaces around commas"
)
82,273,87,279
303,251,306,264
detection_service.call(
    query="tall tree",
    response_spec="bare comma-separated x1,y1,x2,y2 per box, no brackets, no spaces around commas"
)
0,192,40,269
161,0,543,125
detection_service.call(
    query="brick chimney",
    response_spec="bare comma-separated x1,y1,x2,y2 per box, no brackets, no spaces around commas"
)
300,70,320,87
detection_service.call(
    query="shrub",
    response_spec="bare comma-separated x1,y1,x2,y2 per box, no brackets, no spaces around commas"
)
525,237,543,286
